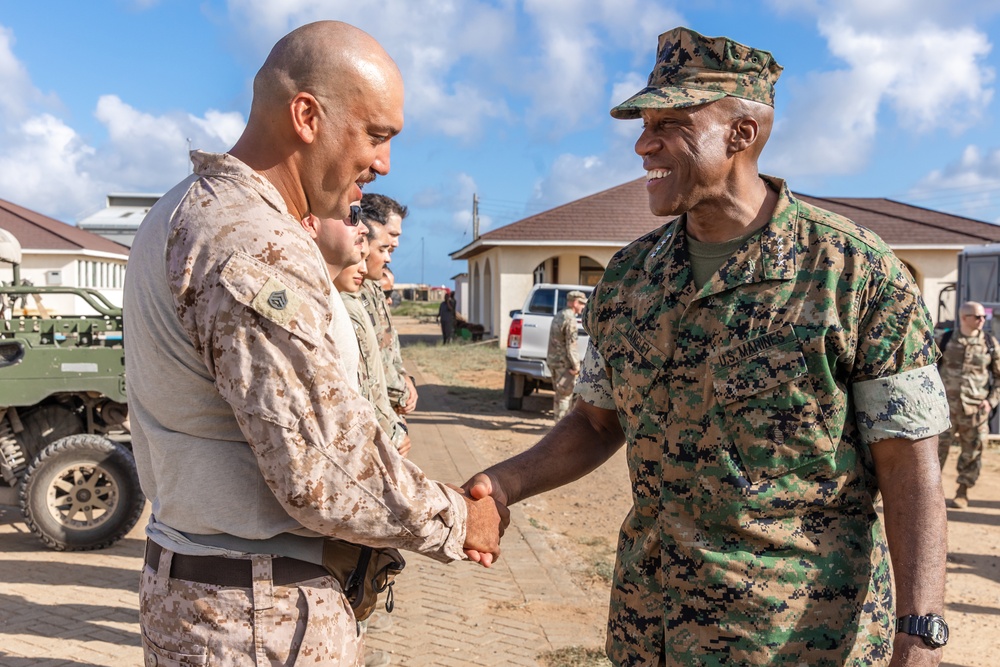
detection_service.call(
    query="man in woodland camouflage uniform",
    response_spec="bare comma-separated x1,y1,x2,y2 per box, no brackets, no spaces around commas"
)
360,193,418,415
124,22,505,666
547,290,587,421
938,301,1000,508
465,27,950,666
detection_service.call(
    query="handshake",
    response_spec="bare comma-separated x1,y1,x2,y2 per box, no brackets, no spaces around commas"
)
453,472,511,568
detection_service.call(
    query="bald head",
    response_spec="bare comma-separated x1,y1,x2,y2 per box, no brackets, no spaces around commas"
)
231,21,405,223
250,21,398,120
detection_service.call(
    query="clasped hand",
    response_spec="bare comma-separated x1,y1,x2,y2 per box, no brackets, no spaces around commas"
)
450,474,509,568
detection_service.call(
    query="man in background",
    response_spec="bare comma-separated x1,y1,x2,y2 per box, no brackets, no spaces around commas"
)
547,290,586,421
361,193,418,414
938,300,1000,508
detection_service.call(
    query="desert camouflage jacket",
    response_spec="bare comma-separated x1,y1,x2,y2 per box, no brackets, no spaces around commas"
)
547,307,580,371
577,175,949,665
124,150,465,562
937,328,1000,410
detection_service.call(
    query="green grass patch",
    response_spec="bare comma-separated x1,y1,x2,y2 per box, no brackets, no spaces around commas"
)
404,341,505,388
391,300,440,317
538,646,612,667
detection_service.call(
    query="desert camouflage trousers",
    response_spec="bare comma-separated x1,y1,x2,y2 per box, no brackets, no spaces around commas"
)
140,545,363,666
550,364,576,421
939,401,990,488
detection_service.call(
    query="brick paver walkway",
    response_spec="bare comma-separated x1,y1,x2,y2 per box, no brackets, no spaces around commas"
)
0,364,592,666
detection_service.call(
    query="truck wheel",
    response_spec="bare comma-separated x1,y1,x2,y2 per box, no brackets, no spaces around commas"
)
19,435,144,551
504,372,524,410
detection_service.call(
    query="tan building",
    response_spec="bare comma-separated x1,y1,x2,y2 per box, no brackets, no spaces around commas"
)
0,198,130,315
451,177,1000,347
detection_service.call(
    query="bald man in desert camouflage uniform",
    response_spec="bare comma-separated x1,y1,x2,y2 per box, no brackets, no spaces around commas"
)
465,27,950,666
125,21,505,667
937,301,1000,508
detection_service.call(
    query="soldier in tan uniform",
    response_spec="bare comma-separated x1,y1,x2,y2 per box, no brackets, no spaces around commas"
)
333,229,410,457
465,27,950,666
360,193,418,415
547,290,587,421
124,22,506,667
937,301,1000,508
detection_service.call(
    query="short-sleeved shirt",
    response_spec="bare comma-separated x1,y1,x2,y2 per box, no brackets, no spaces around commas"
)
124,150,465,562
577,175,949,665
547,307,580,371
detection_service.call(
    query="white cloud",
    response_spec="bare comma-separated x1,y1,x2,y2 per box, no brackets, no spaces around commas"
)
94,95,242,192
0,26,47,120
225,0,516,140
0,114,104,220
765,3,996,178
912,145,1000,223
531,142,644,212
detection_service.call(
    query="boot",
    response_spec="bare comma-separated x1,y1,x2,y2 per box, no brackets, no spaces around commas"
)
953,483,969,509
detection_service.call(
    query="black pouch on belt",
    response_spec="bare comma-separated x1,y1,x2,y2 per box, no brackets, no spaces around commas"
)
322,539,406,621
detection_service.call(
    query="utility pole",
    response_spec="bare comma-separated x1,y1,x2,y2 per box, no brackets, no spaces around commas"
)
421,236,425,285
472,193,480,240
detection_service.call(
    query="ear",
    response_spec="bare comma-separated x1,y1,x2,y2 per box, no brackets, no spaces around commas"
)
299,213,321,239
290,92,321,144
729,116,759,155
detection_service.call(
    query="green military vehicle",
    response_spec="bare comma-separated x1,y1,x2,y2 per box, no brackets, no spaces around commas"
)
0,228,143,550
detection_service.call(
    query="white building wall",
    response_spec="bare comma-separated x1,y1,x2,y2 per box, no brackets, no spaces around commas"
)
1,252,126,316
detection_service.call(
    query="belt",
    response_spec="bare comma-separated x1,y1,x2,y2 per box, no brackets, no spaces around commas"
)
144,539,328,587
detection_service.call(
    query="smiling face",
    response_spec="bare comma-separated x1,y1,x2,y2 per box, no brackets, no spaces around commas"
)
333,237,370,293
301,64,404,221
635,102,737,218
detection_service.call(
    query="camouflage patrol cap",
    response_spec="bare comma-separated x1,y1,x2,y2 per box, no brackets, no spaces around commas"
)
610,27,783,119
566,290,588,303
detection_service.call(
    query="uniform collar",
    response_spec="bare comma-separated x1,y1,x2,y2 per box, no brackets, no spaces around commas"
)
694,174,798,298
191,150,290,216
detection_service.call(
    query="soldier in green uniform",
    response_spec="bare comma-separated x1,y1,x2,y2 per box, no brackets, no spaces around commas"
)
547,290,587,421
360,193,418,416
937,301,1000,508
464,27,950,666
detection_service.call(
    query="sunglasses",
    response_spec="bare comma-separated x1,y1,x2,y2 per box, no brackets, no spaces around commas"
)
347,205,363,227
966,314,987,320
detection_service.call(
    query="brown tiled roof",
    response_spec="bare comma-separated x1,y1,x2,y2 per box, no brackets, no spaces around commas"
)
795,195,1000,245
452,177,1000,259
0,198,129,255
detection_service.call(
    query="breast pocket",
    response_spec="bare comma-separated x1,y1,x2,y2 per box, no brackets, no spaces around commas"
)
712,337,835,483
601,317,667,410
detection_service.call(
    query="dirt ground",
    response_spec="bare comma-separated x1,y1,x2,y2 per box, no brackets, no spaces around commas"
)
398,317,1000,667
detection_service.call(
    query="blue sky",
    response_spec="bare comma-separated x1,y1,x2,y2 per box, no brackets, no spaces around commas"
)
1,1,999,286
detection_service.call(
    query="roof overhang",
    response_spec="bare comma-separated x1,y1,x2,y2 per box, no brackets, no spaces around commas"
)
451,238,628,260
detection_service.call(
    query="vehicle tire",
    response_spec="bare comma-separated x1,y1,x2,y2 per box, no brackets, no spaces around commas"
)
19,434,144,551
504,372,524,411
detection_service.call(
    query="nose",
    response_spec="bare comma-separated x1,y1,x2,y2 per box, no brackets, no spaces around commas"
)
634,126,660,158
372,142,391,176
358,223,369,236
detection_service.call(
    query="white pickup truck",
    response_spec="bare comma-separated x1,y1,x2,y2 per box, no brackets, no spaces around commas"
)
503,283,593,410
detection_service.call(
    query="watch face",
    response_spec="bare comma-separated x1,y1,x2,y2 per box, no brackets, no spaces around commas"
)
927,618,948,647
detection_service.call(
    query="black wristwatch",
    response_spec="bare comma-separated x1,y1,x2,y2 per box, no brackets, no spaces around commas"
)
896,614,949,648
